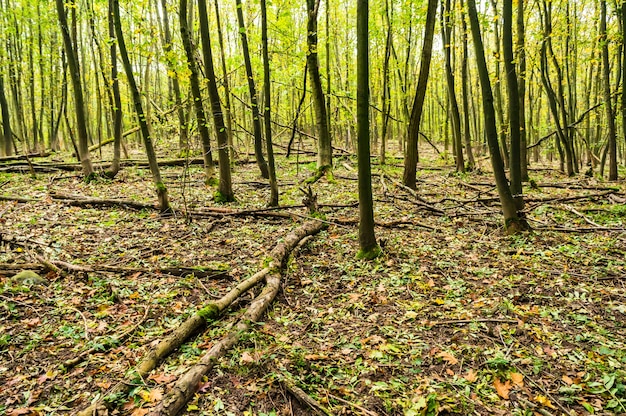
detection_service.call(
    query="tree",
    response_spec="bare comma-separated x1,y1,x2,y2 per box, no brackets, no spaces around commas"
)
503,0,523,208
440,0,464,172
356,0,379,259
601,0,618,180
307,0,332,172
179,0,215,183
113,0,170,211
261,0,278,206
235,0,269,179
197,0,234,201
467,0,527,233
105,0,123,178
0,75,12,156
55,0,94,178
402,0,437,189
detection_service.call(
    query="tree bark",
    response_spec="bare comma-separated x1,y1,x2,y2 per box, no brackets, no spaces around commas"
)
235,0,269,179
356,0,379,259
55,0,93,177
402,0,437,189
113,0,170,211
261,0,278,206
0,75,12,157
307,0,333,170
467,0,527,233
601,0,618,180
105,0,123,178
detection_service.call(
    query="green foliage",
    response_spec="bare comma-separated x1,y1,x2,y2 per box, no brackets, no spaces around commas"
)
197,303,220,322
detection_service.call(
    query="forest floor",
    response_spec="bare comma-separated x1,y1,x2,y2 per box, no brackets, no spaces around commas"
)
1,149,625,416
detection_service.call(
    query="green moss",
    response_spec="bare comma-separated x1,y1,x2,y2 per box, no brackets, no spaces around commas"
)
205,176,219,187
213,190,235,204
155,181,167,192
84,172,98,183
356,245,382,260
197,304,220,322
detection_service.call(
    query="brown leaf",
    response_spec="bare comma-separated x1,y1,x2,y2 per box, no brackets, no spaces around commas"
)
464,369,478,383
304,354,327,361
240,351,255,364
494,378,511,399
562,375,574,385
436,351,458,365
510,372,524,387
149,373,177,384
130,408,149,416
148,388,163,402
7,408,33,416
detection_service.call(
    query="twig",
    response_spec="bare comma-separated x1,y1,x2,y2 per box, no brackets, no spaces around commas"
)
428,318,518,326
280,377,330,416
514,366,571,416
327,393,378,416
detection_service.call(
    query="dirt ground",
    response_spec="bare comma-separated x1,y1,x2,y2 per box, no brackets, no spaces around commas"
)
1,151,625,415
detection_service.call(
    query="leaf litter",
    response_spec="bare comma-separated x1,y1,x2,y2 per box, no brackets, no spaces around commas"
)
0,155,625,415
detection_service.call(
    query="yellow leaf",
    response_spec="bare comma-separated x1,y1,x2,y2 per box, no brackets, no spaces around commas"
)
436,351,458,365
464,369,478,383
494,378,511,399
534,395,557,409
510,372,524,387
404,311,418,319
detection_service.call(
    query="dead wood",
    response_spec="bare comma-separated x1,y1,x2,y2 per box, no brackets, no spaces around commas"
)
0,151,51,162
150,219,325,416
280,376,331,416
382,173,446,215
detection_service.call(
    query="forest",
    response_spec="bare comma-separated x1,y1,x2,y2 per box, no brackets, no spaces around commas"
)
0,0,625,414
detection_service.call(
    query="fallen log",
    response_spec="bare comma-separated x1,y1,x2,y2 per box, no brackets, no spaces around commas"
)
150,219,326,416
77,219,325,416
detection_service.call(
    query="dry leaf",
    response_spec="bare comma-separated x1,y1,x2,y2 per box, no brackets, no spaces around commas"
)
7,408,33,416
534,395,557,409
240,351,255,364
130,408,149,416
436,351,458,365
562,375,574,385
445,368,455,376
464,369,478,383
494,378,511,399
304,354,327,361
510,372,524,387
148,388,163,402
149,373,177,384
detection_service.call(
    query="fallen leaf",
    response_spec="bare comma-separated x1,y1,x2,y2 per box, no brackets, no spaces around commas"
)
534,395,557,409
149,373,177,384
445,368,455,376
130,408,149,416
464,369,478,383
562,375,574,385
304,354,327,361
494,378,511,399
240,351,255,364
7,408,32,416
149,388,163,402
510,372,524,387
436,351,458,365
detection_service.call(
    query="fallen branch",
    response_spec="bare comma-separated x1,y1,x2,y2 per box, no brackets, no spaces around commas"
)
280,376,331,416
150,220,325,416
382,173,446,215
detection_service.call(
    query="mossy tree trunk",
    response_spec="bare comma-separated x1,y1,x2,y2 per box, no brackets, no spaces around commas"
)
197,0,234,201
307,0,332,170
261,0,278,206
179,0,215,183
105,0,123,178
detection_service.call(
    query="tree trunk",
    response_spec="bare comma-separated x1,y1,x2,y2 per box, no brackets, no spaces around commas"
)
460,1,475,170
179,0,215,183
357,0,379,259
197,0,234,201
307,0,333,170
0,75,12,157
517,0,528,181
261,0,278,206
402,0,437,189
235,0,269,179
441,0,464,172
55,0,93,177
601,0,618,180
467,0,526,233
105,0,123,178
113,0,170,211
503,0,523,209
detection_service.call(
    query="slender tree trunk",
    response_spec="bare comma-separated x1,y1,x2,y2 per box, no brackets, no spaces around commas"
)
357,0,379,259
213,0,235,160
235,0,269,179
55,0,94,177
261,0,278,206
517,0,528,181
622,1,626,166
460,1,475,169
441,0,464,172
113,0,170,211
380,0,392,165
601,0,618,180
197,0,234,201
503,0,523,209
0,75,12,156
402,0,437,189
106,0,123,178
179,0,215,183
467,0,526,233
160,0,188,155
307,0,333,170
